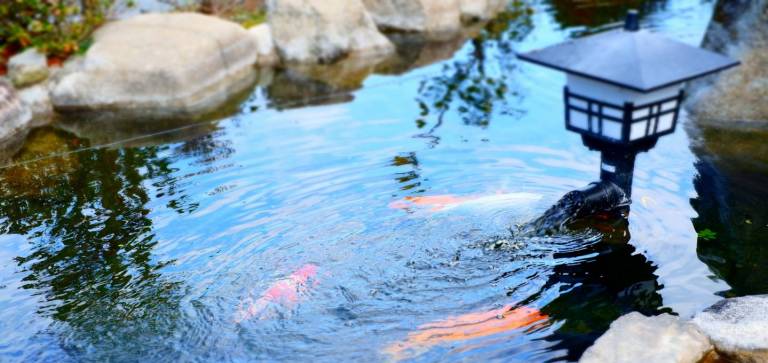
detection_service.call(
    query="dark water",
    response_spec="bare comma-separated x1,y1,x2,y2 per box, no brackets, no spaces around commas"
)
0,0,761,362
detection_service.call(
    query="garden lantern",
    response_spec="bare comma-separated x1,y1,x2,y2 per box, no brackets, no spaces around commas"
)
517,10,739,198
518,10,739,147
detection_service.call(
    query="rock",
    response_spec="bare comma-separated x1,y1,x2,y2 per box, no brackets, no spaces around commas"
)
687,0,768,123
267,0,394,63
17,82,54,125
0,81,32,142
580,312,712,363
362,0,462,39
50,13,259,120
459,0,508,22
8,48,49,88
693,295,768,362
248,24,279,67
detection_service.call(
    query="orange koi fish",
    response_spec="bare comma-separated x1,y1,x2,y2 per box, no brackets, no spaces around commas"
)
384,305,548,360
389,195,473,211
234,264,319,323
389,193,541,212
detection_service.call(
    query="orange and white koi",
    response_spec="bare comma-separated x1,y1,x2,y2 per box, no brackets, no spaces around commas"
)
234,264,319,323
383,305,548,361
389,192,541,212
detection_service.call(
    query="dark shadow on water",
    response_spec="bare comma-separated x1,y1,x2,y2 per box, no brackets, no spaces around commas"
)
535,213,667,361
690,125,768,297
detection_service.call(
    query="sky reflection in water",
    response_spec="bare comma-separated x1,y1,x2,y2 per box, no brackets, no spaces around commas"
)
0,0,752,362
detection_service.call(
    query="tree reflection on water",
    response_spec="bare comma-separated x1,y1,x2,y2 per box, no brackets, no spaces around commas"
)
414,4,533,145
0,127,209,357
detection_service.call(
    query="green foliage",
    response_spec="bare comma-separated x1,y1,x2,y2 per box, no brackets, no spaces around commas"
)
697,228,718,241
229,9,266,28
0,0,114,61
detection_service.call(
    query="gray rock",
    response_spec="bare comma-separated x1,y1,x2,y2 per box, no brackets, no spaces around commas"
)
580,312,712,363
693,295,768,362
8,48,49,88
361,0,462,39
50,13,259,120
459,0,508,22
0,81,32,142
267,0,394,63
17,82,54,125
248,24,280,67
687,0,768,123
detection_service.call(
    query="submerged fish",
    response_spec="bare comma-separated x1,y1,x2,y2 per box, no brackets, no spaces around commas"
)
383,305,548,360
389,192,541,212
234,264,319,323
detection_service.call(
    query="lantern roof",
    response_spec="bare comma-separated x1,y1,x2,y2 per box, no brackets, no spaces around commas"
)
518,21,739,93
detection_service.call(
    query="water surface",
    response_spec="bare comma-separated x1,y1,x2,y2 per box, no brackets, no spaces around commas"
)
0,1,758,361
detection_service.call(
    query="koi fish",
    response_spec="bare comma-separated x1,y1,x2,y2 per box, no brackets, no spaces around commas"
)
383,305,548,361
234,264,319,323
389,192,541,212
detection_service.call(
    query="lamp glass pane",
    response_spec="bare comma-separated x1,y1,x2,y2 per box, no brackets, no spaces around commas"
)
657,113,675,132
570,98,588,109
570,110,588,130
604,108,623,118
633,108,649,119
602,120,623,140
630,121,648,140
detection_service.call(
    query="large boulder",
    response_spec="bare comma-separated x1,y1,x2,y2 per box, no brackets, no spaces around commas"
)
50,13,259,120
687,0,768,124
267,0,394,63
693,295,768,362
580,313,712,363
8,48,49,88
459,0,508,22
0,81,32,142
248,24,280,67
362,0,462,39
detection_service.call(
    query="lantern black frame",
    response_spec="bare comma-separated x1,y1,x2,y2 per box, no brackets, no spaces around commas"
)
564,87,685,145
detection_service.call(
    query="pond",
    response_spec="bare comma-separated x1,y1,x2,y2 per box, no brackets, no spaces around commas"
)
0,0,765,361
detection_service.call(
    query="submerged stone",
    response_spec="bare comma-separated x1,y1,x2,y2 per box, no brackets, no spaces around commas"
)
693,295,768,362
50,13,259,120
8,48,49,88
580,312,712,363
267,0,394,63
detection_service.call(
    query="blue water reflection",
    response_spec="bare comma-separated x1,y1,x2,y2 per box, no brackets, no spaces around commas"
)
0,0,735,361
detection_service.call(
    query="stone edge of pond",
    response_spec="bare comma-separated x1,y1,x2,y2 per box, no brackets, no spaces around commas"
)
0,0,509,151
579,295,768,363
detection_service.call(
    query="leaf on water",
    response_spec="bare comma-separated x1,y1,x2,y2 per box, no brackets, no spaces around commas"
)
697,229,718,241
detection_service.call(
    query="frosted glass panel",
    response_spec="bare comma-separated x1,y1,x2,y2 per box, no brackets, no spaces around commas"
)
602,120,623,140
570,110,588,130
604,107,623,118
658,113,674,132
630,121,648,140
570,99,588,109
662,100,677,111
633,108,648,120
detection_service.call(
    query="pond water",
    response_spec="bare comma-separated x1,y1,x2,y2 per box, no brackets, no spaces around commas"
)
0,0,763,362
